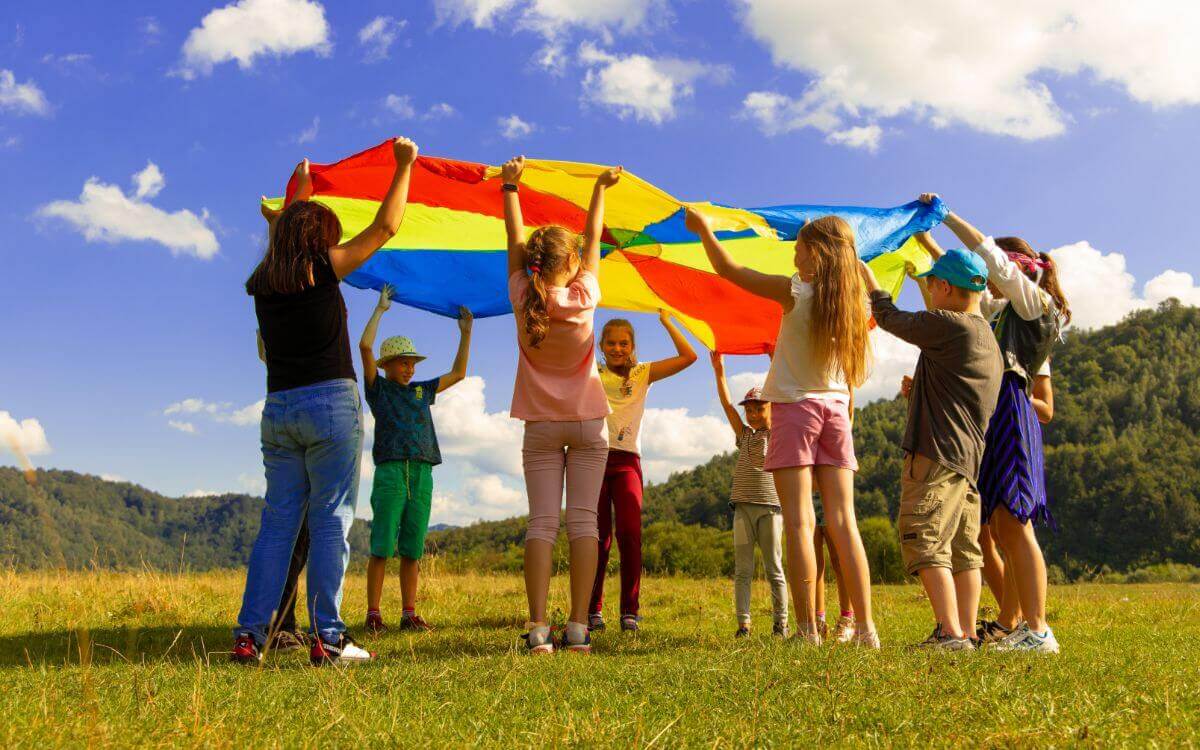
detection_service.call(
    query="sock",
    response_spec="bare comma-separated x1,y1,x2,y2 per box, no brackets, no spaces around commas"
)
816,611,826,622
841,609,854,619
367,608,381,616
402,607,415,617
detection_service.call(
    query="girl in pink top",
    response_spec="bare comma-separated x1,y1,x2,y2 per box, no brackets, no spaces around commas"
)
501,155,621,654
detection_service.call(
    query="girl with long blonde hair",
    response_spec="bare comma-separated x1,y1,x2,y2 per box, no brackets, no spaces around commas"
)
685,209,879,647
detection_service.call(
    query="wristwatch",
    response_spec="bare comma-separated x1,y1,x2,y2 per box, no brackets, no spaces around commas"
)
501,183,519,193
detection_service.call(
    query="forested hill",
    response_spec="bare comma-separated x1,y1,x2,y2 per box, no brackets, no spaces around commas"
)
3,302,1199,575
430,301,1200,577
0,470,370,570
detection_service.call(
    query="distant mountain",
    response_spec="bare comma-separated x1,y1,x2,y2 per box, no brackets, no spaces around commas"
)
0,469,369,570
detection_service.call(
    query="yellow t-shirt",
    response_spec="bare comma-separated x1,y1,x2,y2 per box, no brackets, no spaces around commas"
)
599,363,651,454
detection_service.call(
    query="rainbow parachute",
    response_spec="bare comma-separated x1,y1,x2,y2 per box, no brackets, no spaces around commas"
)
265,141,946,354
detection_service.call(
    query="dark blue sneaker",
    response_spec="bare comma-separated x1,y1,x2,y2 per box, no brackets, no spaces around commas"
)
620,614,641,632
560,624,592,653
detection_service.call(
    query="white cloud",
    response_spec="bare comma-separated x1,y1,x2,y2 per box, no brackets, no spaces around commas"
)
185,489,218,497
431,376,523,476
383,94,416,119
294,116,319,144
425,102,457,119
359,16,406,63
132,162,165,199
498,113,535,140
238,472,266,494
168,420,197,434
139,17,163,42
861,329,921,404
825,125,882,153
164,397,264,427
737,0,1200,145
434,0,663,35
100,473,126,482
638,407,731,482
0,411,51,457
176,0,331,79
579,43,729,124
431,473,527,526
0,69,50,115
1051,241,1200,330
37,163,219,260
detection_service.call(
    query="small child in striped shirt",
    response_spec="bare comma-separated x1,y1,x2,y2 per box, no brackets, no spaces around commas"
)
712,353,789,638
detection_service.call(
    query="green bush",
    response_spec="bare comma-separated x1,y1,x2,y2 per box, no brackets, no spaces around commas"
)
1122,562,1200,583
858,516,907,583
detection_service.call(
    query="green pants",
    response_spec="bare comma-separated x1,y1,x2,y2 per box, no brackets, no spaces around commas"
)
369,460,434,560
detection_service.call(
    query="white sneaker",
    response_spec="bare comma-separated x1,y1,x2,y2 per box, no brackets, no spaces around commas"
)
310,635,375,665
523,624,555,655
852,630,881,649
794,624,823,646
835,615,856,644
991,623,1060,654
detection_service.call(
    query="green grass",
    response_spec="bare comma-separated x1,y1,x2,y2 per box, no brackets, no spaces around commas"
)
1,566,1197,748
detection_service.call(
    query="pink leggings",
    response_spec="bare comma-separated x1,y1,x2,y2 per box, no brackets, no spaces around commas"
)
523,419,609,543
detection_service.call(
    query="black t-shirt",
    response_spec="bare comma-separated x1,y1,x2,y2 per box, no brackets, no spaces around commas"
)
253,260,356,393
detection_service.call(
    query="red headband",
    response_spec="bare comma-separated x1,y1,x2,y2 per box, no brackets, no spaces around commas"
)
1007,251,1051,275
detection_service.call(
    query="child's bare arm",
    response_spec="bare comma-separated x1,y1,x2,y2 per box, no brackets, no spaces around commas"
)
710,352,744,438
502,156,526,275
1032,374,1054,423
437,307,474,393
686,208,792,309
359,285,392,388
648,311,698,383
330,137,418,279
582,167,622,273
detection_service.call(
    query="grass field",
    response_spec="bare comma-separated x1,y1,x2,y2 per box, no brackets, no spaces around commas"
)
1,566,1197,748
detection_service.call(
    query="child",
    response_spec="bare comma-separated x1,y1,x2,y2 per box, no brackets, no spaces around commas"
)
359,284,473,634
588,312,697,633
861,244,1002,650
686,208,879,647
711,353,789,638
921,196,1070,653
502,155,621,654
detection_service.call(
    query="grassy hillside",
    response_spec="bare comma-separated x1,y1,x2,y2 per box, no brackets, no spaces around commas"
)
1,569,1197,747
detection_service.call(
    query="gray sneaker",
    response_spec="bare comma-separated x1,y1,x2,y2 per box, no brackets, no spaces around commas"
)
772,622,790,638
991,623,1060,654
911,625,975,652
523,624,555,655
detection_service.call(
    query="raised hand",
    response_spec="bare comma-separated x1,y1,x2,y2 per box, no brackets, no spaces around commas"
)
710,350,724,373
501,156,525,184
458,305,474,333
392,137,419,167
376,284,393,312
260,196,282,224
596,166,623,188
658,309,672,326
292,158,313,203
900,375,913,399
918,192,939,205
683,207,711,235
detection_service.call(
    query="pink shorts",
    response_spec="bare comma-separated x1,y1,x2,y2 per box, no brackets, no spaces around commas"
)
763,398,858,472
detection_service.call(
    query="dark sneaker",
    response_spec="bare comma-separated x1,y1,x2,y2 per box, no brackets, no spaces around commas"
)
911,625,975,652
310,635,375,666
976,619,1014,644
560,625,592,654
231,635,262,665
267,629,308,652
588,613,606,631
772,622,790,638
735,625,751,638
522,625,554,655
620,614,641,632
399,613,432,632
365,611,387,635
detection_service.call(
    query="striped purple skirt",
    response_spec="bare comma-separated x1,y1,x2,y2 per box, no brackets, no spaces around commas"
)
979,372,1055,528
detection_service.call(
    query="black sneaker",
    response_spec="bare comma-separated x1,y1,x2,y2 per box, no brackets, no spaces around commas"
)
772,622,790,638
735,625,751,638
310,634,376,666
231,634,262,664
976,619,1014,644
588,613,606,631
267,629,308,652
620,614,641,632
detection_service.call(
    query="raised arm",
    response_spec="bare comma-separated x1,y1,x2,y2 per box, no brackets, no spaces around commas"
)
710,352,744,439
914,228,945,261
860,261,945,348
581,167,623,273
437,307,474,393
684,208,792,309
1031,374,1054,424
501,156,527,276
648,310,698,383
358,285,392,388
329,137,419,279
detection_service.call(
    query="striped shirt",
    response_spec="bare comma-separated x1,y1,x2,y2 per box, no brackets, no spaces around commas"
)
730,427,779,506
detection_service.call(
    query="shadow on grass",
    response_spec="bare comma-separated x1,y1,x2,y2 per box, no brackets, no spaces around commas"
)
0,624,238,668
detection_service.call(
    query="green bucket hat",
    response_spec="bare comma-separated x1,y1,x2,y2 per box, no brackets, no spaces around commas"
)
377,336,426,368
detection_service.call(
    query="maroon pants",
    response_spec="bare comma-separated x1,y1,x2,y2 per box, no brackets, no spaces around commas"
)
589,450,644,617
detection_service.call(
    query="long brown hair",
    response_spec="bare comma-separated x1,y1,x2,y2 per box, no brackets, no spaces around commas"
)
600,318,637,383
246,201,342,296
995,236,1072,327
800,216,871,388
521,225,580,348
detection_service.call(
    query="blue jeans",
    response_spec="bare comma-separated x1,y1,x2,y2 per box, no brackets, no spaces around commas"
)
235,378,362,646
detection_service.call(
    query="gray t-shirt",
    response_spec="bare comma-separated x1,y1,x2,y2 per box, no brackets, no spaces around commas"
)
730,427,779,506
870,291,1003,484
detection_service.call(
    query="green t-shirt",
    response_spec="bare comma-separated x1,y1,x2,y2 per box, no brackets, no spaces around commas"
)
364,376,441,466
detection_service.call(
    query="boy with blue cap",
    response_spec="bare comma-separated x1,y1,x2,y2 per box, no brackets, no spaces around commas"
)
859,242,1002,651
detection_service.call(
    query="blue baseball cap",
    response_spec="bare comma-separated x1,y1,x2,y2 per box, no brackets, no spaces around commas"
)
917,248,989,291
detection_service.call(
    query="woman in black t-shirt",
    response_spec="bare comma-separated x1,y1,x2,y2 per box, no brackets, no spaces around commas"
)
231,137,419,666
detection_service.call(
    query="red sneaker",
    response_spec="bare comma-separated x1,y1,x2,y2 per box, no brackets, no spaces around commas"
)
310,635,376,666
231,635,261,665
365,611,387,635
399,613,432,632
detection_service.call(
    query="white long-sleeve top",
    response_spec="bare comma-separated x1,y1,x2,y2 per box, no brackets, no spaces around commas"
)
974,236,1051,323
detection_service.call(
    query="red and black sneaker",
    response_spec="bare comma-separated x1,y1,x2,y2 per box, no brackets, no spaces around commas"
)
310,635,376,666
399,612,432,632
231,635,262,665
365,611,387,635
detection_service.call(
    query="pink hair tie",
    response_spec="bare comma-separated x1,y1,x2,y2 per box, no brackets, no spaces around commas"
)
528,264,541,275
1007,251,1051,274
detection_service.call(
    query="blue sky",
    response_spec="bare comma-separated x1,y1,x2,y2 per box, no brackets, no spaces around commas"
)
3,1,1199,524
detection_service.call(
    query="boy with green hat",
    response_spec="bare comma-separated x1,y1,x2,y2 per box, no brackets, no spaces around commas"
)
859,243,1002,651
359,285,473,634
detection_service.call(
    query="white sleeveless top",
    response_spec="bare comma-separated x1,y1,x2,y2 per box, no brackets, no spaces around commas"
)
761,276,851,404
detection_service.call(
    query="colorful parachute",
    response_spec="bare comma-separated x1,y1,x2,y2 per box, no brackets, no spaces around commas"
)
265,140,946,354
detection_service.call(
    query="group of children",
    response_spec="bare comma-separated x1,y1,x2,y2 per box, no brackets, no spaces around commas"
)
350,158,1067,656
